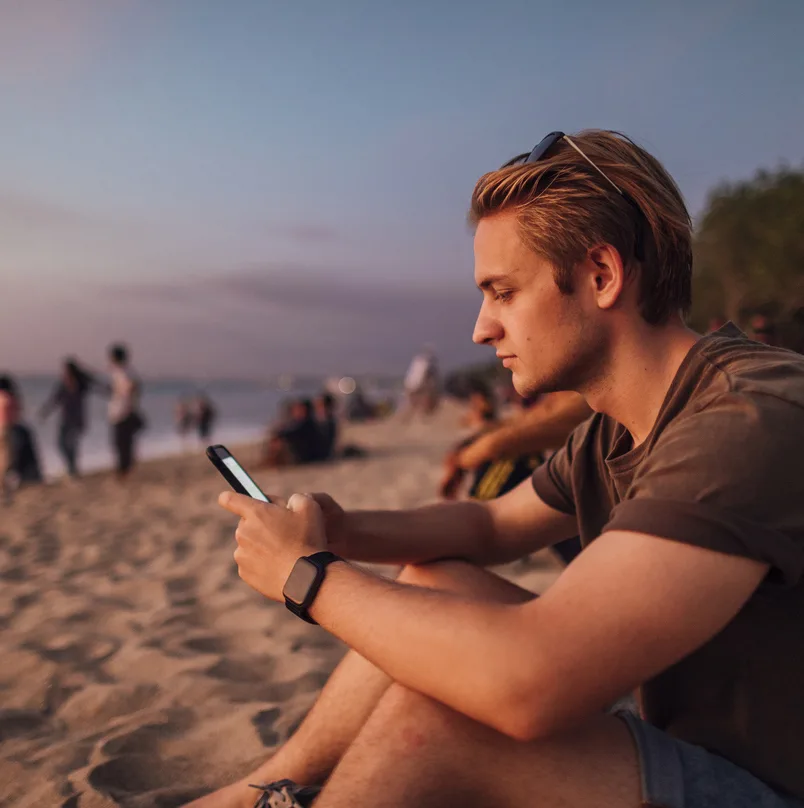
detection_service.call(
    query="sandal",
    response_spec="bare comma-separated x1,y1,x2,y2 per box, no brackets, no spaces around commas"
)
250,779,322,808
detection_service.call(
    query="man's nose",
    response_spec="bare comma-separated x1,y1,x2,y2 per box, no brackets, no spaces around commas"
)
472,304,502,345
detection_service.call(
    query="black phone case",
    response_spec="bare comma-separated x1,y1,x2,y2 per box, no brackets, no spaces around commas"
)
205,444,268,500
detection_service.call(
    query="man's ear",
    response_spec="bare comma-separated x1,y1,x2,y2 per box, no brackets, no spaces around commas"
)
586,244,626,311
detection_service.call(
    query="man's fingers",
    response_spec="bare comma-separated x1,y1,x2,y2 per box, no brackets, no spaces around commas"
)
218,491,256,516
287,493,326,531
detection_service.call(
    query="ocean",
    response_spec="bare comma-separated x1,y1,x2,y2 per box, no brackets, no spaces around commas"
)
13,376,333,480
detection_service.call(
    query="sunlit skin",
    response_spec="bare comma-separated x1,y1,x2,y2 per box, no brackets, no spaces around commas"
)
472,211,699,445
186,211,767,808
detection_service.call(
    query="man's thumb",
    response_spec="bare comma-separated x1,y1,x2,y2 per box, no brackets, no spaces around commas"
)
287,493,324,525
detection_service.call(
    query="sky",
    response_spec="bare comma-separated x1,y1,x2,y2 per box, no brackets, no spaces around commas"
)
1,0,803,378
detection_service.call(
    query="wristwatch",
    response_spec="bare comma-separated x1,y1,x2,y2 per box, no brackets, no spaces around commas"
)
282,551,343,624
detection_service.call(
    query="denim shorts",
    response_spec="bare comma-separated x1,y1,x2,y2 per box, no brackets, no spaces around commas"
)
617,711,804,808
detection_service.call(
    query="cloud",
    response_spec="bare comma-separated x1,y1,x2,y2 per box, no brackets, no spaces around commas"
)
0,189,95,230
90,264,486,376
0,0,134,84
266,223,341,245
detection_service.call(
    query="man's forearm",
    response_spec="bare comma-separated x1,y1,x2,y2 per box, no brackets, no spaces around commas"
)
335,501,495,566
311,561,538,738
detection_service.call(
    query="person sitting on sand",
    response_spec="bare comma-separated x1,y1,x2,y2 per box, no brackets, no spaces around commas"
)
438,379,501,498
313,393,338,461
189,130,804,808
0,375,43,499
260,398,323,468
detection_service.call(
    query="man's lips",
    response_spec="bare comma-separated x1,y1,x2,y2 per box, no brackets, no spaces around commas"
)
497,354,516,367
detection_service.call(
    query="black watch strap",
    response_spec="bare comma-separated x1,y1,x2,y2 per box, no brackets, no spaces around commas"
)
284,551,343,624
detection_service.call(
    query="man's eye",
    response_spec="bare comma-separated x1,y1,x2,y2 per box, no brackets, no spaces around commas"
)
494,290,513,302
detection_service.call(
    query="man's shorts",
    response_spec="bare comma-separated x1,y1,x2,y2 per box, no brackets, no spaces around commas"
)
617,711,803,808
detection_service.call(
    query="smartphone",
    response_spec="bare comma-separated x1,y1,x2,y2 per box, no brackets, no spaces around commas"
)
206,444,271,503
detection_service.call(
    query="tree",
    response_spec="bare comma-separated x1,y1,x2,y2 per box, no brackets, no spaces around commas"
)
691,167,804,333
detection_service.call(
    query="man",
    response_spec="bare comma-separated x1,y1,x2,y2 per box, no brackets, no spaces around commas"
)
107,343,143,479
190,131,804,808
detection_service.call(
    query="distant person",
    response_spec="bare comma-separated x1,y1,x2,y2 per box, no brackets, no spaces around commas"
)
260,398,322,467
39,358,100,478
175,397,195,451
107,343,144,479
195,394,217,443
0,375,20,502
344,384,375,422
439,380,500,498
403,346,441,418
0,375,42,499
314,393,338,461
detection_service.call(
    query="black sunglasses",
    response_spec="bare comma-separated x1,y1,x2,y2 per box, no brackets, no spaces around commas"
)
517,131,646,262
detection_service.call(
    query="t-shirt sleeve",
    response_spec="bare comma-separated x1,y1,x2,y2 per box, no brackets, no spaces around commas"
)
605,393,804,587
531,416,598,515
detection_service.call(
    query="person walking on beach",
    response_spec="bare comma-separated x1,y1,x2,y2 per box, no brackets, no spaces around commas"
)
195,393,217,444
107,343,143,480
190,130,804,808
39,358,101,478
175,396,195,452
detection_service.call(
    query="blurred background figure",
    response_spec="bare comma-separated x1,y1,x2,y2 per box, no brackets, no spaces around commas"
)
0,374,43,501
39,358,101,478
259,398,321,468
402,345,441,419
175,396,195,452
440,388,592,565
195,393,217,446
107,343,144,480
439,379,499,499
314,393,339,461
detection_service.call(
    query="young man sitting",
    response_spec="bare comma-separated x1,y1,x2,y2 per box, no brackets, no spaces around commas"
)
189,130,804,808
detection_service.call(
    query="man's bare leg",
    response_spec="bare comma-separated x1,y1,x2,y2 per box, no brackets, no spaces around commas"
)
316,684,640,808
184,561,535,808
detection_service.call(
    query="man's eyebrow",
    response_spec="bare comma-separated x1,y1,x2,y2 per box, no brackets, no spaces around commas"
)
477,273,513,291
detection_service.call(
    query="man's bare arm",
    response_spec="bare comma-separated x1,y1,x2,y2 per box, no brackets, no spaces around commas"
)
310,530,768,740
333,481,577,567
458,393,591,469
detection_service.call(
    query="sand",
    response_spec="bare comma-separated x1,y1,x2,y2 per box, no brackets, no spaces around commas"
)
0,402,562,807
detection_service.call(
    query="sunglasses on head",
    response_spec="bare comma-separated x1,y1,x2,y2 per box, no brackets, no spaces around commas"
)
513,131,646,262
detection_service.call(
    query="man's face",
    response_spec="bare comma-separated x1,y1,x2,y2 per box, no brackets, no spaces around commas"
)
472,212,604,398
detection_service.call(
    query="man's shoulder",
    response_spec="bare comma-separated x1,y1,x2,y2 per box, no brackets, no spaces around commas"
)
699,330,804,408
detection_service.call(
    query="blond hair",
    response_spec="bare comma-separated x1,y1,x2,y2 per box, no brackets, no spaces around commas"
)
469,130,692,324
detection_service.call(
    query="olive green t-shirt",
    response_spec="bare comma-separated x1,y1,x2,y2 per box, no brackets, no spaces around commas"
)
532,323,804,798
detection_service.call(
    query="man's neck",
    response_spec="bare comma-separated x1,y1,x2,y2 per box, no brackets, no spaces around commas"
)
582,319,701,446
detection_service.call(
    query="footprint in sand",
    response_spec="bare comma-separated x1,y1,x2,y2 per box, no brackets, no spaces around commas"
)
165,576,197,608
251,707,281,747
29,633,121,667
87,754,198,800
0,708,49,741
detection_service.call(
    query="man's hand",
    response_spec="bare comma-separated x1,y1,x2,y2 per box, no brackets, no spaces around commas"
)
218,492,327,601
457,432,498,469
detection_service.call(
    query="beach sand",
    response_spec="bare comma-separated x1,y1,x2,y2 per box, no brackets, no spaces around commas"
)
0,402,563,807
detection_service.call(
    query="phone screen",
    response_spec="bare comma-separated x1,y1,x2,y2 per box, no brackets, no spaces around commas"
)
222,456,270,502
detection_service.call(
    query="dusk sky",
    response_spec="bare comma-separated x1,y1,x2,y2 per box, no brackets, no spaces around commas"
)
2,0,803,378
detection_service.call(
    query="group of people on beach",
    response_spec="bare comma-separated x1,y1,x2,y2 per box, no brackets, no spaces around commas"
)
187,129,804,808
259,393,344,468
175,394,218,449
0,343,144,499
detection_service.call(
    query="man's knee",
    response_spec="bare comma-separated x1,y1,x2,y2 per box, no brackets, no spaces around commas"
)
397,560,534,604
397,559,481,592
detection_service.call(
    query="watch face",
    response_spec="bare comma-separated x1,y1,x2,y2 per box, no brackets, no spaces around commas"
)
283,558,319,606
